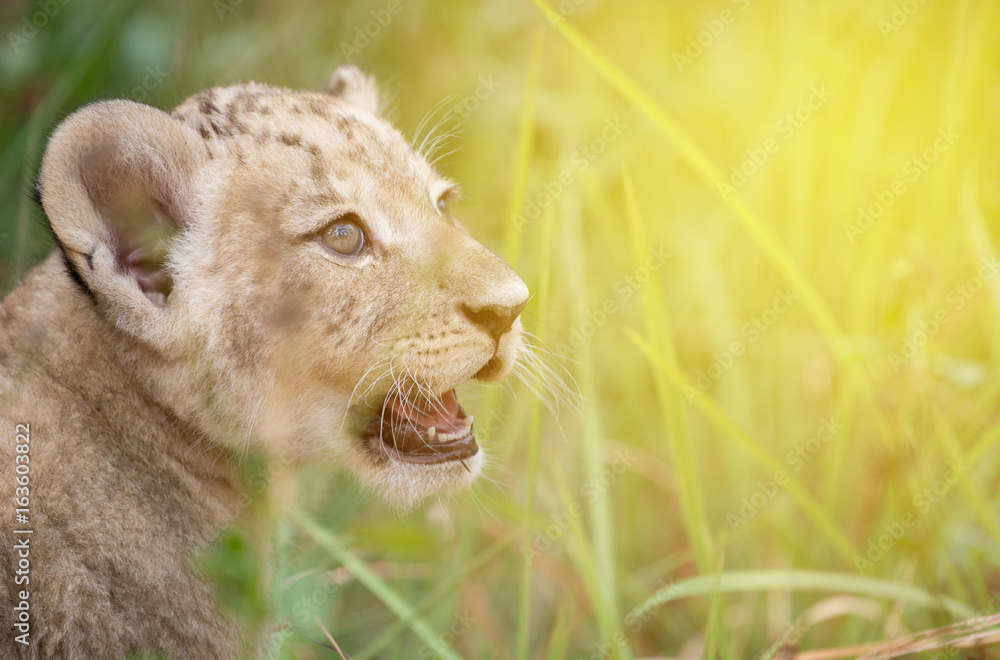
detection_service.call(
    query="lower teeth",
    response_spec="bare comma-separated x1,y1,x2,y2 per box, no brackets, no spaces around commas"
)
427,425,472,443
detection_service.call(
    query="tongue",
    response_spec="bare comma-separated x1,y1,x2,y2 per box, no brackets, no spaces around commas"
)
366,388,479,463
388,389,468,432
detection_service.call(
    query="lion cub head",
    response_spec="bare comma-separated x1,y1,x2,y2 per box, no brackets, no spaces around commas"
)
38,66,528,507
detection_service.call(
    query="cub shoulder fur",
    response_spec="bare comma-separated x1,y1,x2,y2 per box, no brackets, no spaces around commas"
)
0,65,527,659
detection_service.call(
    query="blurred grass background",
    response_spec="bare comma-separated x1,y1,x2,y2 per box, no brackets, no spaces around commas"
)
4,0,1000,657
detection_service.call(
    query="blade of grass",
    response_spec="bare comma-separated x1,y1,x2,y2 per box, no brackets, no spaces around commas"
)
354,529,518,660
968,421,1000,465
930,409,1000,547
627,570,977,623
516,344,545,657
516,199,556,660
552,461,633,659
624,329,856,561
542,598,574,660
478,25,546,456
622,170,714,573
704,536,732,660
960,176,1000,360
504,27,545,266
560,190,622,624
293,511,463,660
313,616,350,660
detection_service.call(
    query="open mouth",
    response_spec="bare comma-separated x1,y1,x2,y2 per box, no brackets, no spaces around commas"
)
362,388,479,465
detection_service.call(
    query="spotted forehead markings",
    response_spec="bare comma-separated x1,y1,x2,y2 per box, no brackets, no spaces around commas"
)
192,89,241,140
273,132,334,182
191,88,339,131
336,115,356,140
187,88,383,149
305,143,326,181
306,98,331,119
177,86,432,188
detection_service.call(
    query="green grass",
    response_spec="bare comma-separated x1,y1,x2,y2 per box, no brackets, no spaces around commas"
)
4,0,1000,657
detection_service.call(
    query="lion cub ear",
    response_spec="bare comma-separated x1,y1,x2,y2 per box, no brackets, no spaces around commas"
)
38,99,207,350
325,65,379,114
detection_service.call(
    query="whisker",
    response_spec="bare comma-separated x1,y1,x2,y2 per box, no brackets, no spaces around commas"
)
413,96,458,158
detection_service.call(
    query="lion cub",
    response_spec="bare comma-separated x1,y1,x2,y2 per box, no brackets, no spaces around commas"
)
0,66,527,659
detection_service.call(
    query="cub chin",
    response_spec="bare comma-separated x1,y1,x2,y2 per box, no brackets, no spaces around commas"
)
0,65,527,659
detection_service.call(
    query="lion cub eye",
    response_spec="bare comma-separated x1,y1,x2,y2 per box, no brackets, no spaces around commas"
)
320,215,365,256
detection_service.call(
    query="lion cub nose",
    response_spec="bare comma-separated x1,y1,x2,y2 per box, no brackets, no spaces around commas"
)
445,236,529,341
462,298,527,341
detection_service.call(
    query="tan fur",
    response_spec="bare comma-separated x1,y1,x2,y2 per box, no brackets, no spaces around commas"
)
0,66,527,658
